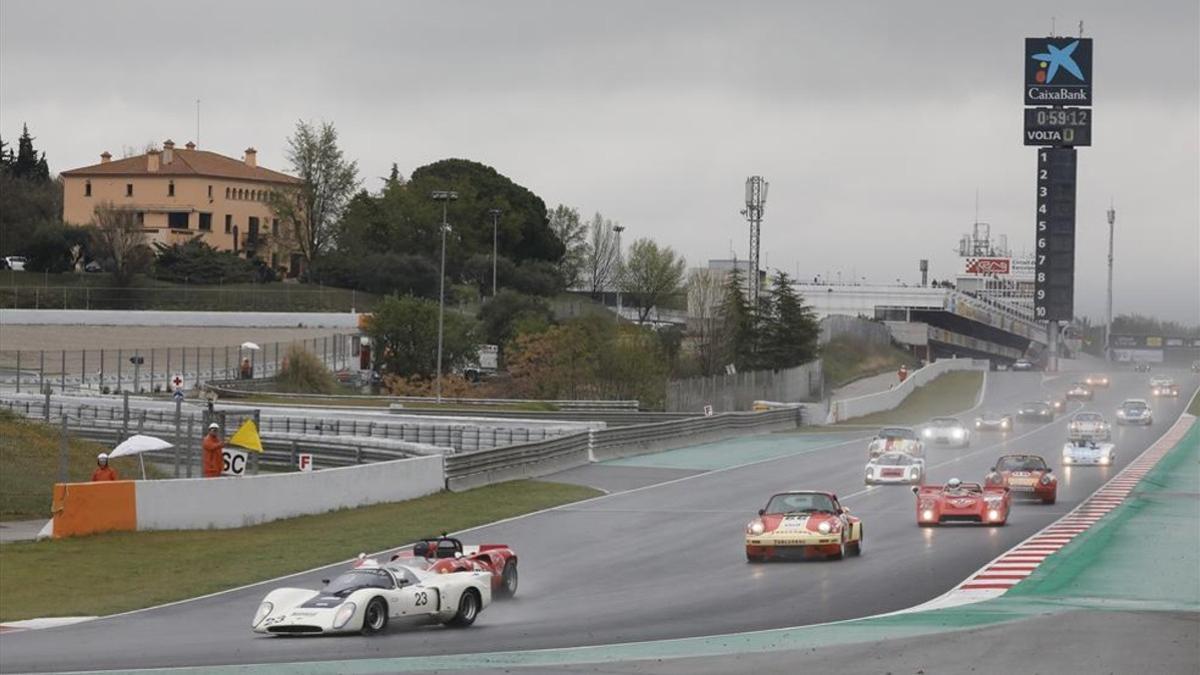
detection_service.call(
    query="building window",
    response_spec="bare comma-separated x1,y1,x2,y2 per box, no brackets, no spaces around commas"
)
199,213,212,231
136,211,145,225
84,181,91,197
225,187,230,199
168,180,175,197
126,184,133,197
272,218,279,236
207,185,213,199
168,212,189,230
224,214,232,233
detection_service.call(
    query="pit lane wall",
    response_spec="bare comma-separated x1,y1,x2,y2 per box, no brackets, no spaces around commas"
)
50,454,442,538
826,357,988,423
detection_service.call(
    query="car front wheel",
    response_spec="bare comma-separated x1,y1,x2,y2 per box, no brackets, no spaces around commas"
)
361,597,388,635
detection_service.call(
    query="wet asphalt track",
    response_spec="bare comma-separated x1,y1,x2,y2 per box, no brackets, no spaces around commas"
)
0,369,1195,673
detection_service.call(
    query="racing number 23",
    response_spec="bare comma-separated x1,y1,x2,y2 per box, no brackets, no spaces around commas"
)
414,591,429,606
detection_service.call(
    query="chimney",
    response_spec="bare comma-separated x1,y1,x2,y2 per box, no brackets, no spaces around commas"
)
147,149,161,173
163,139,175,164
244,147,257,168
100,151,112,164
185,141,195,150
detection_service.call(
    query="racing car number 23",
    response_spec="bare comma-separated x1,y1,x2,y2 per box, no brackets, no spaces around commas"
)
414,591,429,606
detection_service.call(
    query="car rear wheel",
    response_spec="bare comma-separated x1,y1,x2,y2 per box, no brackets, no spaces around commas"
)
848,529,863,556
361,597,388,635
446,590,480,627
496,560,518,598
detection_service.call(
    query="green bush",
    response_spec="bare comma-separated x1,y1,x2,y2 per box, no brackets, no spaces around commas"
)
151,237,257,284
276,344,338,394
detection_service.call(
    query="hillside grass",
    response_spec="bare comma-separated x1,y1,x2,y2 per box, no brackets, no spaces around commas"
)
0,410,163,520
840,371,983,426
822,335,919,389
0,480,601,621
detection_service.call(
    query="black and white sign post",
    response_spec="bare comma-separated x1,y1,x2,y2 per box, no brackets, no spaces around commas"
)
1025,36,1092,371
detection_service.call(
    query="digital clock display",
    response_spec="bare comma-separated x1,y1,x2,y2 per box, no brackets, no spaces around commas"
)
1024,107,1092,146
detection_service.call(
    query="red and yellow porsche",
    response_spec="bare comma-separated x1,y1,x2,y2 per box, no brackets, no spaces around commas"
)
985,454,1058,504
745,490,863,561
390,536,519,598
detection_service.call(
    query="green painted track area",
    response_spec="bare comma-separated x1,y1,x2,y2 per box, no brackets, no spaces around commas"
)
604,432,867,471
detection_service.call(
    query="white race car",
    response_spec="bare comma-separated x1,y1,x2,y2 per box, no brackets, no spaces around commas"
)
252,557,491,635
1062,440,1116,466
865,451,925,485
1067,412,1111,442
921,417,971,448
867,427,924,459
1115,399,1153,426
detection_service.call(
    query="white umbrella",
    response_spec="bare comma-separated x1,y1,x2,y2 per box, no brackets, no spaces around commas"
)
240,341,261,351
109,434,174,479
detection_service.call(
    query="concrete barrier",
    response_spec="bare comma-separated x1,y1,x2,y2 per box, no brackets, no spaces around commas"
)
826,358,988,423
0,309,361,328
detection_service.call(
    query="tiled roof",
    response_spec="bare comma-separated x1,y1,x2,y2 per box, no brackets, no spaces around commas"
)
61,148,301,184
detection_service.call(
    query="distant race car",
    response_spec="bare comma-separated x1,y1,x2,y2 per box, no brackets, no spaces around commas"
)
3,256,28,271
1062,439,1116,467
1012,359,1036,372
390,536,519,599
985,454,1057,504
865,451,925,485
1192,360,1200,373
745,490,863,561
1115,399,1154,426
912,479,1011,526
252,557,491,635
921,417,970,447
1084,374,1111,388
1068,412,1111,442
1151,378,1180,398
1065,383,1094,401
1045,396,1066,414
975,411,1013,432
1017,401,1055,422
1133,362,1152,373
866,426,924,459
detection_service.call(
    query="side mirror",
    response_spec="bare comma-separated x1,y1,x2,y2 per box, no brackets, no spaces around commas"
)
910,486,920,495
989,466,997,472
320,579,330,585
841,507,851,514
757,509,765,517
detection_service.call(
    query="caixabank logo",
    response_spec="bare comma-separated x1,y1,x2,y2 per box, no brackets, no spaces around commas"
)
1025,37,1092,105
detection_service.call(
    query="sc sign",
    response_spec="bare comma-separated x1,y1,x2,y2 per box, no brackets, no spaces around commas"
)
222,449,248,477
1025,38,1092,105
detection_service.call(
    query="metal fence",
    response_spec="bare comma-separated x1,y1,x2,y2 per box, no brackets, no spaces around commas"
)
0,284,375,313
0,333,360,394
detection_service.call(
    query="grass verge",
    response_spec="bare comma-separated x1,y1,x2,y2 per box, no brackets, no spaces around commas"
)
0,410,162,521
0,479,600,621
839,371,983,426
822,335,918,389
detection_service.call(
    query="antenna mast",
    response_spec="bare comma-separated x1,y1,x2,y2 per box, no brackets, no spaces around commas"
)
741,176,768,311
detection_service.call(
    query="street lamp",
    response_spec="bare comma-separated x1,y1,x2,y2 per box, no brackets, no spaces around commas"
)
431,189,458,402
1105,202,1115,361
612,224,625,318
488,208,502,296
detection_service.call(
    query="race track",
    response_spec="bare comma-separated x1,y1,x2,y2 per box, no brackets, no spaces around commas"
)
1,368,1196,673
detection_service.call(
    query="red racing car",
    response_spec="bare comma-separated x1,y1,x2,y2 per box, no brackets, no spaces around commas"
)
912,479,1011,526
391,536,519,598
985,454,1058,504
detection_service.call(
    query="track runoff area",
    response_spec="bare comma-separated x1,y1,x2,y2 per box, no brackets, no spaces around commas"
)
0,369,1196,674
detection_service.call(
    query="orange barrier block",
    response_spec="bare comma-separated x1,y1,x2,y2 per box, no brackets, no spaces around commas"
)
51,481,137,538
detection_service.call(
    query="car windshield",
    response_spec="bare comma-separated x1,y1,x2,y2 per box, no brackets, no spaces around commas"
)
875,453,915,466
1122,402,1147,411
931,418,959,427
1022,402,1048,410
997,456,1048,471
1074,413,1103,422
321,569,394,596
764,493,837,514
1071,383,1088,389
879,427,916,440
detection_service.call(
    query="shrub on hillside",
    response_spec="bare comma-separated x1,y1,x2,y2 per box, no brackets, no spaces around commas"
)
306,252,439,298
152,237,257,284
276,344,338,394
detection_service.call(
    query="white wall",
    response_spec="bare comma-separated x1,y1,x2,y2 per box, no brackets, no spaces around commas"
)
827,358,987,423
134,455,443,531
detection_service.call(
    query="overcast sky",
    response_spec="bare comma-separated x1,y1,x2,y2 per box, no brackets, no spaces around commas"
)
2,0,1197,323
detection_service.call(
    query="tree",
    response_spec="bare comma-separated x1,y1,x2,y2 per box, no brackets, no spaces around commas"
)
477,290,554,356
90,203,150,285
0,174,62,256
363,295,477,378
24,222,92,273
548,204,588,289
584,212,619,297
269,120,359,264
620,238,686,324
12,124,50,182
759,271,821,369
718,267,757,371
687,268,726,375
152,237,258,284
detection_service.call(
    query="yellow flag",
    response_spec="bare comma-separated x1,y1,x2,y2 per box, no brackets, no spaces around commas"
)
228,419,263,453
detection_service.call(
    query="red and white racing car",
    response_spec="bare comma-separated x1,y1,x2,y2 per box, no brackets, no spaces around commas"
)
912,479,1011,526
985,454,1058,504
390,537,519,599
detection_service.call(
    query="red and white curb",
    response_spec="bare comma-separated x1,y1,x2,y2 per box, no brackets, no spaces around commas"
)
912,413,1196,612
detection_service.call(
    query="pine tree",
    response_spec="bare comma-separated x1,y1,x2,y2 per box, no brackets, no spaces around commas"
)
760,271,821,369
717,267,758,372
12,124,50,182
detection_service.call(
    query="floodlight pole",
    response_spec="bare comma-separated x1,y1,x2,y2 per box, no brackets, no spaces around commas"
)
489,208,502,296
741,176,768,312
1105,203,1115,361
432,190,459,402
612,224,625,319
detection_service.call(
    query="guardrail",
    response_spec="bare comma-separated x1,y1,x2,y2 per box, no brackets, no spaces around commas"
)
206,383,641,411
826,358,989,423
444,407,802,491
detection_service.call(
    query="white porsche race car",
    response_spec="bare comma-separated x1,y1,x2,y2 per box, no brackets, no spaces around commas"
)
921,417,970,448
867,427,925,459
1115,399,1153,426
865,451,925,485
1062,440,1116,467
1067,412,1111,442
252,557,491,635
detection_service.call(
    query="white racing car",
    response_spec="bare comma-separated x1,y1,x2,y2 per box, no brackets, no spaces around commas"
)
1062,439,1116,466
865,451,925,485
1067,412,1111,442
922,417,970,448
252,557,491,635
1115,399,1153,426
867,427,924,459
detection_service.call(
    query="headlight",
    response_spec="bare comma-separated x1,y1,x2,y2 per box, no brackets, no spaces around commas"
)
332,601,357,629
1001,420,1010,428
975,420,982,428
988,509,1001,521
1040,474,1053,485
253,601,273,627
923,429,933,437
748,520,765,535
818,521,832,534
1100,456,1111,465
921,509,935,521
910,466,920,476
952,429,964,439
1063,455,1072,464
